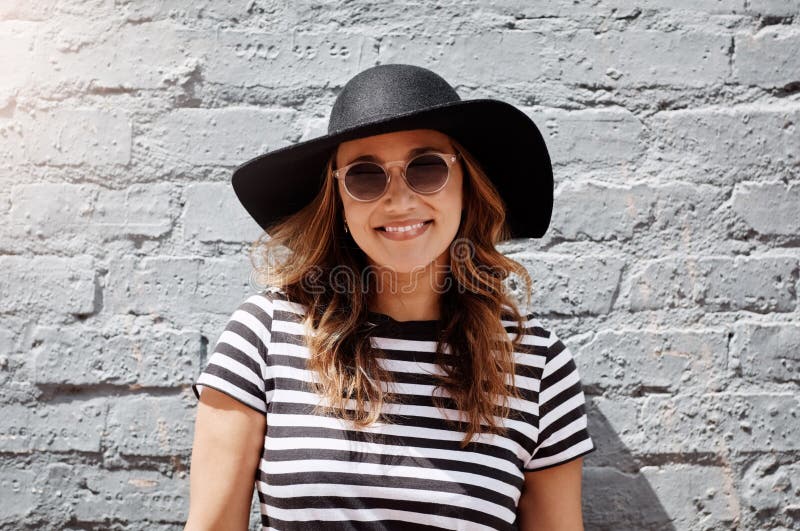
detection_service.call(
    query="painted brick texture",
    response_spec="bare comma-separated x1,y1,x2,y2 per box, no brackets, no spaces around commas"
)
1,1,798,530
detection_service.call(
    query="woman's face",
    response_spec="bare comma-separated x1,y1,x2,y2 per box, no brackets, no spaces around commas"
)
335,128,464,275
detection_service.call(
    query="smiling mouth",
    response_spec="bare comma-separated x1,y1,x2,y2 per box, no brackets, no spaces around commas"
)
376,220,433,232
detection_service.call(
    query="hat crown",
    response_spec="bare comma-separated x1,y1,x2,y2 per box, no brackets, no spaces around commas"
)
328,64,461,135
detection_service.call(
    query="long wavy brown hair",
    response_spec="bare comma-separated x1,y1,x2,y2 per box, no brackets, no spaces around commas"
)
248,135,535,448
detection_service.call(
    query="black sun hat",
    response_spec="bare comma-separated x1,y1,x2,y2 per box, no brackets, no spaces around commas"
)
231,63,554,239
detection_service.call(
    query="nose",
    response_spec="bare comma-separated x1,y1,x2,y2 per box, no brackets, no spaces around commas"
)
382,164,417,203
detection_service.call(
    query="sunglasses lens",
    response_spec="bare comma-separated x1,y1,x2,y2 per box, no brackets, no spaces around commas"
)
406,154,449,193
345,162,387,201
343,154,451,201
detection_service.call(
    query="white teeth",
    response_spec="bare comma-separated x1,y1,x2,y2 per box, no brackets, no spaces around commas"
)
383,221,426,232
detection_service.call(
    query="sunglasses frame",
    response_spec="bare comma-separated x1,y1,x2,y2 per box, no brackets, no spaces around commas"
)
333,151,461,202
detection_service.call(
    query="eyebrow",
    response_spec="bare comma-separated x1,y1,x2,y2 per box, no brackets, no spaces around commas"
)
345,145,443,165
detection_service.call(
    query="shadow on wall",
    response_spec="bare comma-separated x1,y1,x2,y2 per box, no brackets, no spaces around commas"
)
583,400,676,531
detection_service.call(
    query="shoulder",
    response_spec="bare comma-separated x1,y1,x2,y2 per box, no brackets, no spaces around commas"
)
255,285,313,328
218,287,289,341
248,285,295,311
500,307,551,343
500,309,578,380
221,289,277,329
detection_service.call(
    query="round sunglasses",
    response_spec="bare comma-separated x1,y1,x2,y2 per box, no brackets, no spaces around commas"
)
333,151,461,202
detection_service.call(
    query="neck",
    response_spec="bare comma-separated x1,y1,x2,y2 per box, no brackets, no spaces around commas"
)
367,255,450,321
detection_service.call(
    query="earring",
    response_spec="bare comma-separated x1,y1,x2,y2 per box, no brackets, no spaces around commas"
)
344,219,349,233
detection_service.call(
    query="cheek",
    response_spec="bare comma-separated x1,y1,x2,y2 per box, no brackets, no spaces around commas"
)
451,170,464,204
342,203,370,230
448,178,464,216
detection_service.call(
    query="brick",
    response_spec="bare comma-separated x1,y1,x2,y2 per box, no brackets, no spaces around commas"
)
0,189,10,216
550,182,655,241
31,324,200,386
34,21,194,91
514,252,624,315
525,108,644,168
0,255,96,315
701,255,797,312
9,184,94,236
639,465,738,529
298,115,329,142
379,32,556,86
493,0,744,17
106,394,195,456
629,257,700,311
116,0,251,24
637,393,799,453
183,182,262,242
94,183,177,236
0,326,14,355
648,182,727,238
582,466,672,529
140,108,294,168
0,117,24,167
381,29,729,87
585,462,739,529
65,467,188,523
0,334,31,406
592,396,642,443
0,399,106,453
20,108,131,166
744,0,800,15
560,29,731,87
0,467,37,520
731,322,800,384
582,467,666,528
105,256,255,317
0,1,146,20
0,21,36,94
0,377,38,406
740,457,800,522
546,178,723,249
43,462,84,518
649,105,800,172
10,183,176,240
518,0,744,14
0,3,52,19
579,328,728,394
629,255,797,312
204,30,374,86
734,26,800,87
605,0,743,13
731,181,800,236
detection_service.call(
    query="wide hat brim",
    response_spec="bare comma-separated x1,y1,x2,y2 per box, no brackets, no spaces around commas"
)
231,98,553,240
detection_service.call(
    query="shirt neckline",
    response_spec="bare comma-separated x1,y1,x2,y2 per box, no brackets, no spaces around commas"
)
366,311,443,339
366,310,440,324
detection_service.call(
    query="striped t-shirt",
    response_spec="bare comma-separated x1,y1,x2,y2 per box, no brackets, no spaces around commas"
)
193,286,596,531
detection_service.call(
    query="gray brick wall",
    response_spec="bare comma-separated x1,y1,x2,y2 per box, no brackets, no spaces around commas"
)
1,1,798,529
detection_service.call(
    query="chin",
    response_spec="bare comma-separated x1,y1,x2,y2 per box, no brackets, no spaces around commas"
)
374,245,455,274
366,253,439,275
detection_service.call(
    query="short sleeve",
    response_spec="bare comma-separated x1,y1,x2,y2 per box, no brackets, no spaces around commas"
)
524,327,596,471
192,291,274,414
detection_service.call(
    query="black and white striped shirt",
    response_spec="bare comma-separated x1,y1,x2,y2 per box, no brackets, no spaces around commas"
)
193,286,596,530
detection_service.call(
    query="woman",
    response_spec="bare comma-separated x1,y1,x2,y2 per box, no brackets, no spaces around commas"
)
185,64,596,531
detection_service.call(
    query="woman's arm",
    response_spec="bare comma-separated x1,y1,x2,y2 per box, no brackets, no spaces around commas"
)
517,457,586,531
184,387,267,531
